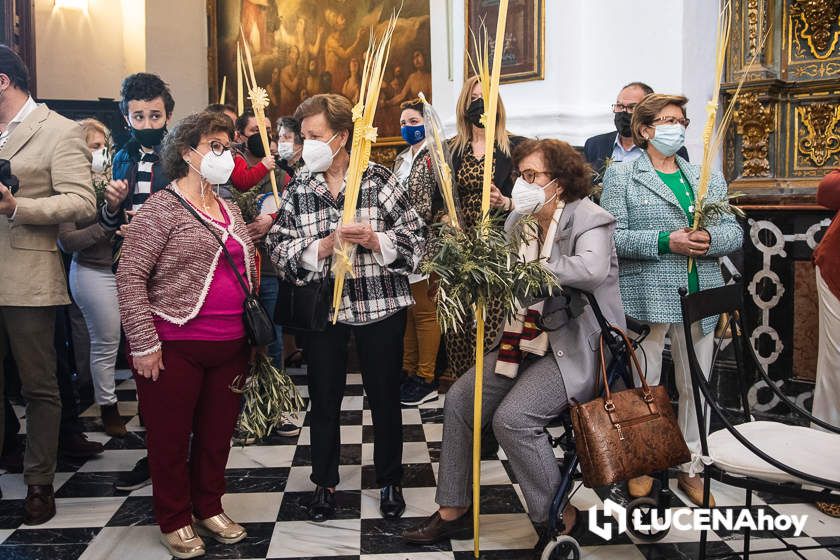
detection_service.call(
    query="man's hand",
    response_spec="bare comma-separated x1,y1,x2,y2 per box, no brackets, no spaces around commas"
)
247,213,274,241
133,350,165,381
0,183,17,217
339,222,381,252
669,227,710,257
261,156,276,171
105,179,130,213
116,210,137,238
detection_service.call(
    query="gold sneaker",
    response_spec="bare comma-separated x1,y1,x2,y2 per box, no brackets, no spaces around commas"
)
194,512,247,544
160,525,205,559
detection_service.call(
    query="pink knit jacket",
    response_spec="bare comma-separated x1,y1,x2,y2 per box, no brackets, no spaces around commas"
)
116,183,257,357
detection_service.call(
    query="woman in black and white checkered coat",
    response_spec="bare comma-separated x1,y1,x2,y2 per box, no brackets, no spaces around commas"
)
267,94,425,524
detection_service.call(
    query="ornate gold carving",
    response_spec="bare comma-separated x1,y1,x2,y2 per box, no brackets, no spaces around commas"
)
370,146,399,169
790,0,840,60
734,92,774,177
797,103,840,166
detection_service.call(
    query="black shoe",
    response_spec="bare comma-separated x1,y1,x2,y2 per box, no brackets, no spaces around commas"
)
115,456,151,491
380,485,405,519
400,377,438,406
23,485,55,526
307,486,336,522
402,508,473,544
59,432,105,459
273,422,301,437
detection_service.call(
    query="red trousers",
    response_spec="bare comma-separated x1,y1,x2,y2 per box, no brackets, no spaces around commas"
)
133,338,248,532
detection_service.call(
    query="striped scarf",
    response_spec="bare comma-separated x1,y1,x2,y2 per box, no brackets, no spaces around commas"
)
495,202,565,378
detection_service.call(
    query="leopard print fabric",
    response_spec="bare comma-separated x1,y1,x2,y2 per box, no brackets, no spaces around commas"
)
444,152,506,377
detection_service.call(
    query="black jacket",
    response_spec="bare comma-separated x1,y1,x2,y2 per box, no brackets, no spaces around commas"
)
583,131,689,182
100,139,170,230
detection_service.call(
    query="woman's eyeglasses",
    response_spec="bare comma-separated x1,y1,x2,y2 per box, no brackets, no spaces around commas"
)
202,140,231,156
651,116,690,127
512,169,553,183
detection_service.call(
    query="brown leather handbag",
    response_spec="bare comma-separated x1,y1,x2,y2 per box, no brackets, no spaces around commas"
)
570,327,691,488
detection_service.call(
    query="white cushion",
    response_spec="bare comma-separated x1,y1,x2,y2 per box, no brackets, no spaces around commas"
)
706,421,840,486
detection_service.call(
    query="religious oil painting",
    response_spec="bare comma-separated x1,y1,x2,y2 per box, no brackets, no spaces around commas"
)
210,0,432,141
466,0,544,83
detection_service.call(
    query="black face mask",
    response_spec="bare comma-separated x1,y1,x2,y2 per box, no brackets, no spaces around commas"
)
131,126,167,148
614,111,633,138
466,98,485,128
246,133,266,158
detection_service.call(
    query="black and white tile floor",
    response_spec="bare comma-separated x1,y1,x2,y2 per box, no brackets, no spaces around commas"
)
1,368,838,559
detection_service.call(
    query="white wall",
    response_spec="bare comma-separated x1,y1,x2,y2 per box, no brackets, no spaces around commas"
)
430,0,718,154
34,0,207,122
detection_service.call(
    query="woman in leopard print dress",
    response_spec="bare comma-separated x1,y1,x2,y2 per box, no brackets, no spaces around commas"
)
439,76,525,377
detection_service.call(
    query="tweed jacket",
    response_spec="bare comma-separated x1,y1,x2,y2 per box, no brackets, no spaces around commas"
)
0,104,96,307
116,183,257,357
600,152,743,334
497,198,626,405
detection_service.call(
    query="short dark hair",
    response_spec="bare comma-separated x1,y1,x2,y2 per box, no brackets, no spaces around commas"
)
631,93,689,150
235,109,255,134
512,139,593,202
622,81,654,96
119,73,175,116
0,44,30,93
161,111,234,180
277,116,303,145
205,103,236,115
399,98,424,115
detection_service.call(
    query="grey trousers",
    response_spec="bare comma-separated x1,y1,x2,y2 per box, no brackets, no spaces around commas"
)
0,306,61,485
436,351,568,523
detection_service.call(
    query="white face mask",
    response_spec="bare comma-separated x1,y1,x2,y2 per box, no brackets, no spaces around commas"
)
91,147,108,173
511,177,557,214
277,141,296,161
302,132,340,173
190,147,235,185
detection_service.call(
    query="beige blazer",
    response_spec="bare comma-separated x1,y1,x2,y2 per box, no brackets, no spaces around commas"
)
0,104,96,306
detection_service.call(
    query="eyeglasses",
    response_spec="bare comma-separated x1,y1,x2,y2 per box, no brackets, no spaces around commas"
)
652,116,690,127
611,103,638,114
512,169,553,183
201,140,231,156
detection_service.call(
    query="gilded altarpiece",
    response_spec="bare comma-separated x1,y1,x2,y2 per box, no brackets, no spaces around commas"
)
720,0,837,419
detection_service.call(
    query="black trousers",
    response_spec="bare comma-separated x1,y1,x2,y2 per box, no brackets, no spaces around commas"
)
307,309,406,488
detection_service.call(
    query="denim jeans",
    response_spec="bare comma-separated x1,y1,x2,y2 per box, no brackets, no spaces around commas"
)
259,275,284,368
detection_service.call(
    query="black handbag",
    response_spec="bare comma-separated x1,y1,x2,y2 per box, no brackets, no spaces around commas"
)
275,276,333,332
165,190,276,347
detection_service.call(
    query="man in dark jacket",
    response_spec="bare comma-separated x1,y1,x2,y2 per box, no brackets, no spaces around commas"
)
583,81,688,183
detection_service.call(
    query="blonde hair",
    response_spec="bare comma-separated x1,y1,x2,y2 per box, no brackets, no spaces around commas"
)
77,118,109,146
451,75,511,157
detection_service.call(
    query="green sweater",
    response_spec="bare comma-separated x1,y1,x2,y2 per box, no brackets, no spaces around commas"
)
656,170,699,294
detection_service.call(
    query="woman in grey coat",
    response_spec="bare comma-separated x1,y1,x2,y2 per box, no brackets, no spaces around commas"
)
403,139,625,553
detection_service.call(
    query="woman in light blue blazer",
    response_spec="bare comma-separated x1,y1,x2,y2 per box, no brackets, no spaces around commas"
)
600,93,742,507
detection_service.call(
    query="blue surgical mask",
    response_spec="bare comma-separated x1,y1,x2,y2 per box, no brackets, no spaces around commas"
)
400,124,425,146
649,124,686,157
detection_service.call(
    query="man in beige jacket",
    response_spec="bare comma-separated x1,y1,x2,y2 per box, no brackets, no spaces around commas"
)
0,45,95,525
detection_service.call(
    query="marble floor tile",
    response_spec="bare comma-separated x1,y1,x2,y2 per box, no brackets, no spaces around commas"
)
77,449,149,473
449,513,537,552
267,519,360,558
24,497,126,529
222,492,285,523
78,526,169,560
227,445,297,469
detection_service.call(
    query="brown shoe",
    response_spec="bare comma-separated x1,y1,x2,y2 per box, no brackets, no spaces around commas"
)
402,509,473,544
628,475,654,498
678,473,715,507
59,432,104,459
23,485,56,525
101,404,127,438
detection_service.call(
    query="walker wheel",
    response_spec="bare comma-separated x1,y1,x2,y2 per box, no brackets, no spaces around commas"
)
626,496,670,542
540,535,581,560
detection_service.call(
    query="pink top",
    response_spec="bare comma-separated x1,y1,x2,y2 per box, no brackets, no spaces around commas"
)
155,202,249,341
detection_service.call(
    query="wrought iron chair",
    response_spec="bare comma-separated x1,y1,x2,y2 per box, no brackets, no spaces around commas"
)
678,281,840,559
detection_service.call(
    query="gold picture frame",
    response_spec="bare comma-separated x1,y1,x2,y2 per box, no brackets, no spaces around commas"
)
465,0,544,84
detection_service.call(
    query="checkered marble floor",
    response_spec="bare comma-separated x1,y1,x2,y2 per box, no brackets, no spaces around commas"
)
1,368,838,560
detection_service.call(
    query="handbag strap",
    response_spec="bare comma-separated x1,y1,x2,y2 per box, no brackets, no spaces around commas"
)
598,324,655,412
163,189,252,299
